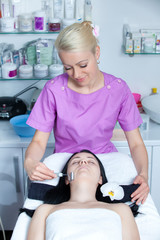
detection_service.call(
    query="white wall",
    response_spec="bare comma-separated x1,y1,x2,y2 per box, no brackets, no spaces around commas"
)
92,0,160,97
1,0,160,105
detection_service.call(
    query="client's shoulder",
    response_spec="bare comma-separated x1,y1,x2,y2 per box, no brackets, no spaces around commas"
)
35,204,56,218
109,203,133,219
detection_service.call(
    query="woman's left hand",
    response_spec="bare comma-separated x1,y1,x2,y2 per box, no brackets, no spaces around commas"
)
131,175,149,205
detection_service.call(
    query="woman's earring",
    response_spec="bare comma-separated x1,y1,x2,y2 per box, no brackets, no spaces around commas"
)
97,59,100,64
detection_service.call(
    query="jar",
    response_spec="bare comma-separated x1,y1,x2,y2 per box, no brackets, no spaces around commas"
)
19,65,33,79
34,64,48,78
2,63,17,79
144,38,155,53
49,64,64,78
0,17,15,32
48,18,61,32
62,18,76,29
34,11,46,32
18,14,33,32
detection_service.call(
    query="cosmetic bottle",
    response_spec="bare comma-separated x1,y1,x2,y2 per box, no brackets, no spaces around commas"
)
53,0,64,19
41,0,51,30
75,0,84,22
49,64,64,78
64,0,75,19
18,14,33,32
84,0,92,21
62,18,76,29
11,0,22,29
2,63,17,79
48,18,61,32
0,0,11,18
34,11,46,32
34,64,48,78
19,65,33,79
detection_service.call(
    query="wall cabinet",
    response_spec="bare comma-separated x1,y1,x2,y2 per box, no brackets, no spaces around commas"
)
0,148,24,230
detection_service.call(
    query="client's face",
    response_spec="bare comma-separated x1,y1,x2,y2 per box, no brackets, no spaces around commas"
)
67,152,102,184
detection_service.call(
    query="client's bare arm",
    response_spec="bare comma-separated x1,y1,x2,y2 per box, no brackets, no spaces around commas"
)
113,203,140,240
27,204,53,240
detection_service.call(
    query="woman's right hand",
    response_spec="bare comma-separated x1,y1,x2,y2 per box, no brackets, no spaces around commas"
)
27,162,57,181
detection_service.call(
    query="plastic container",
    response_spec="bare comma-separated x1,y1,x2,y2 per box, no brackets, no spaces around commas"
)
64,0,75,19
75,0,84,22
139,113,150,131
84,0,92,21
49,64,64,78
0,17,15,32
18,14,33,32
48,18,61,32
10,114,36,137
62,18,76,29
132,93,141,104
53,0,64,19
34,11,46,32
34,64,48,78
2,63,17,79
19,65,33,79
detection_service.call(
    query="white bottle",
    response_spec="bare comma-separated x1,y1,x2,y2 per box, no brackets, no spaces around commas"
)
53,0,64,19
64,0,75,19
11,0,22,29
34,11,46,32
41,0,51,30
0,0,11,18
84,0,92,21
75,0,84,22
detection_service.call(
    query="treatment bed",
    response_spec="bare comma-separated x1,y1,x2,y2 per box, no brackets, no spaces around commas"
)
11,152,160,240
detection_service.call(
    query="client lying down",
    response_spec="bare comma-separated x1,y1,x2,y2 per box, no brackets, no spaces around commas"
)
27,150,140,240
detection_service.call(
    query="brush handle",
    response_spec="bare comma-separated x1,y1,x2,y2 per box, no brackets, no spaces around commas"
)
54,173,67,177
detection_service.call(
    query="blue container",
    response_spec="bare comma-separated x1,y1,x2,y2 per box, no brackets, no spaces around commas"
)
10,114,36,137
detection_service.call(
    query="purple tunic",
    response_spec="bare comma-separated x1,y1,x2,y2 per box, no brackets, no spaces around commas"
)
27,72,142,153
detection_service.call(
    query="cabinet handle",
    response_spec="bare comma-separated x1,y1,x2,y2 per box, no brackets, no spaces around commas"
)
13,156,21,193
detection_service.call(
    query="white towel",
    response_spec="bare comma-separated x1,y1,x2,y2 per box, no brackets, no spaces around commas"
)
46,208,122,240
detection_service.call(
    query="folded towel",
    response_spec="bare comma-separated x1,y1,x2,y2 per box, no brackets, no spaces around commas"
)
45,208,122,240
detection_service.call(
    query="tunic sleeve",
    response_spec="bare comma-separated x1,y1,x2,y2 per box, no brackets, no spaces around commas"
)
27,83,56,132
117,82,142,131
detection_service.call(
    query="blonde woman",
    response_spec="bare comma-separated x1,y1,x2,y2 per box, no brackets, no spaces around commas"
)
25,21,149,205
27,150,140,240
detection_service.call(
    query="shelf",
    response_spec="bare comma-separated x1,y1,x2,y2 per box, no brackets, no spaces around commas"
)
125,51,160,55
0,31,59,34
0,76,51,81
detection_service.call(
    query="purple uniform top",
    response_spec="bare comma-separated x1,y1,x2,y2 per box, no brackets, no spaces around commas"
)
27,72,142,154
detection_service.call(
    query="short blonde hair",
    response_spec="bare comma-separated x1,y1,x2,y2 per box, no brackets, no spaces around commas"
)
55,21,99,54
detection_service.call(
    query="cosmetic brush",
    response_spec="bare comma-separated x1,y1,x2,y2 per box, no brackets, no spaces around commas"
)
55,172,74,181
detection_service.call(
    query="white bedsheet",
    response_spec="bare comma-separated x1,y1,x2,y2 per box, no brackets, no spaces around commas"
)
46,208,122,240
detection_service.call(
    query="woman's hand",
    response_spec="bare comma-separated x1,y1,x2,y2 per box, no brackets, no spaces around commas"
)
131,175,149,205
27,162,57,181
